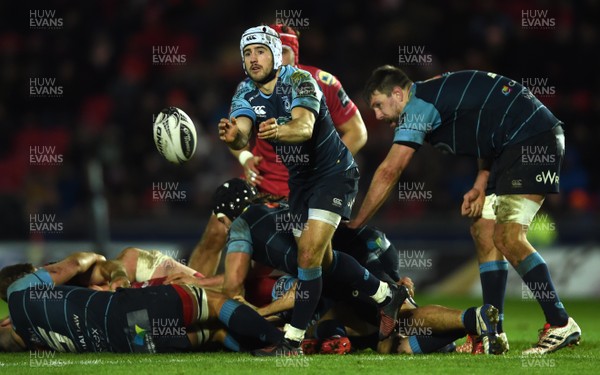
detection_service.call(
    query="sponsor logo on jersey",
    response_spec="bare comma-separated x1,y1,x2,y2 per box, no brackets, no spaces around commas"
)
501,85,512,95
511,179,523,188
535,170,559,184
332,198,343,207
317,70,337,86
296,82,316,97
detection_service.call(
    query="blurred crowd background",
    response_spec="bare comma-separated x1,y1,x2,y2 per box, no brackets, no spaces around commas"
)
0,0,598,245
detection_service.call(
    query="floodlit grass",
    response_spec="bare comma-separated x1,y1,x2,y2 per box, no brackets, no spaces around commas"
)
1,296,597,374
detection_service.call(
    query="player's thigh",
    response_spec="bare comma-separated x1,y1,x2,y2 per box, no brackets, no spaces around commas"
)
492,127,564,197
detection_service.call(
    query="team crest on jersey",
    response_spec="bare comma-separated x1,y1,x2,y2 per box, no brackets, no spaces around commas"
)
290,69,312,85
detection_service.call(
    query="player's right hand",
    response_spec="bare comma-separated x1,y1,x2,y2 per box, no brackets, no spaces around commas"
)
461,188,484,218
244,155,264,186
218,117,239,144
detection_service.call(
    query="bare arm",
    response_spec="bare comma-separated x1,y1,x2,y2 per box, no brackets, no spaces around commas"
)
223,252,251,298
256,281,297,317
337,111,367,156
461,158,492,218
257,106,315,144
349,144,416,228
44,252,106,286
219,116,253,150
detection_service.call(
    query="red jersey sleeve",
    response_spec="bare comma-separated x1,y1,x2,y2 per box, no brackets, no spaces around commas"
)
299,65,358,128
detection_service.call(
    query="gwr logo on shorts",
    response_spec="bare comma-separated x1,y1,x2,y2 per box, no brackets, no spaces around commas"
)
535,171,559,184
332,198,342,207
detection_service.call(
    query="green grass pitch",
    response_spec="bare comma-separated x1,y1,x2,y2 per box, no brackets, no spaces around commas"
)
1,296,597,374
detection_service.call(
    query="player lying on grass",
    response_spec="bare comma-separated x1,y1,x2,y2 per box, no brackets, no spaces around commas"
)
246,274,506,355
0,252,285,353
167,179,503,356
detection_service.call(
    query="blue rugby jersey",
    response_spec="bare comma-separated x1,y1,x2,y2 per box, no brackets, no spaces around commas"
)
394,70,562,157
7,270,191,353
230,65,356,181
7,269,124,352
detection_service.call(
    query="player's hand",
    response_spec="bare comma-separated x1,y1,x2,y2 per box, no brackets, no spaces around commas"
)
232,295,259,311
461,188,485,218
218,117,240,144
345,219,359,229
109,276,131,291
257,118,279,140
163,272,202,286
0,316,11,327
244,155,264,186
89,283,110,291
399,277,415,298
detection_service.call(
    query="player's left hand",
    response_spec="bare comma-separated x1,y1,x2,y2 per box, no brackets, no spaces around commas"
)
257,118,279,140
461,188,484,218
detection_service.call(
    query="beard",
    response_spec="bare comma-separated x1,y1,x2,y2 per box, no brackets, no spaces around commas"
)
247,64,276,85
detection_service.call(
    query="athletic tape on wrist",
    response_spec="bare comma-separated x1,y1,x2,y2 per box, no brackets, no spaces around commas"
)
238,150,254,166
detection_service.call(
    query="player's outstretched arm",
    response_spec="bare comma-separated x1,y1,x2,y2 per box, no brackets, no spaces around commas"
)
337,111,367,155
349,144,415,228
256,281,297,317
219,116,252,150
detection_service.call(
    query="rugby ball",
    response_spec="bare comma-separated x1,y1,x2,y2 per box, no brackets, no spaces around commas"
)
153,107,197,164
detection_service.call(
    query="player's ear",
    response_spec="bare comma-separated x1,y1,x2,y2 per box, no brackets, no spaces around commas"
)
391,86,404,100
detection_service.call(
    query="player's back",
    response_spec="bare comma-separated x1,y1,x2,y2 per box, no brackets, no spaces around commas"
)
410,70,561,157
8,271,126,352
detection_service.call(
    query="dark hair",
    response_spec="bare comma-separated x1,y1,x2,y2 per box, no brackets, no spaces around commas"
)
363,65,412,102
0,263,35,302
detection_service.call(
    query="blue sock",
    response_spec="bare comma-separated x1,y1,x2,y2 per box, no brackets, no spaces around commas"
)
461,307,477,335
409,333,463,354
290,267,322,331
325,251,380,296
517,252,569,326
219,299,283,344
223,334,241,352
479,260,508,332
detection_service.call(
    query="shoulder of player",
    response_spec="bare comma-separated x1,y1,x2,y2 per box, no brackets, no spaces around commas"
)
279,65,318,88
233,78,258,98
298,64,339,87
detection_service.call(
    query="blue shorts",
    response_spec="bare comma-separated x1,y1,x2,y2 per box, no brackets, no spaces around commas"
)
288,167,359,225
487,126,564,196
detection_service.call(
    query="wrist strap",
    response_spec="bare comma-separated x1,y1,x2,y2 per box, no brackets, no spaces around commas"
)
238,150,254,166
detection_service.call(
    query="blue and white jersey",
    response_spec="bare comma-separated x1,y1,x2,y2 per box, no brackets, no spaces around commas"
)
394,70,562,158
7,269,122,352
230,65,356,181
7,270,192,353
